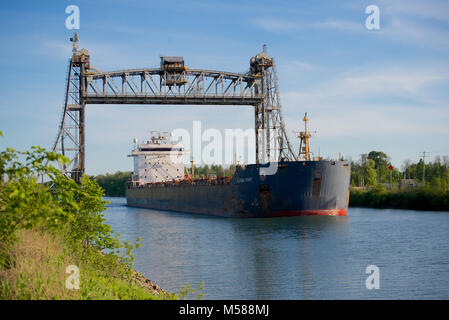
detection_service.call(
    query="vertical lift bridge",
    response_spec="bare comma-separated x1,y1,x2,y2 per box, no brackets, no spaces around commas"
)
51,34,296,182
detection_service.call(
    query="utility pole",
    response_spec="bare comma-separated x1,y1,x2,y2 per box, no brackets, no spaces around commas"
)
360,154,367,188
420,151,428,186
388,165,393,190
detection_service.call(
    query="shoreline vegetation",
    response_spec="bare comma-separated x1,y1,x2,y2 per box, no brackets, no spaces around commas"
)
94,150,449,211
0,131,203,300
349,150,449,211
350,186,449,211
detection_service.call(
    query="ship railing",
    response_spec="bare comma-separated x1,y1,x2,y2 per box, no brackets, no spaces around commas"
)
133,177,232,189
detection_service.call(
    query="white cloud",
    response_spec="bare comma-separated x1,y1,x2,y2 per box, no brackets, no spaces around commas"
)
283,66,447,105
377,17,449,50
289,60,315,70
36,40,72,59
284,104,449,138
280,65,449,139
252,17,363,33
252,18,300,32
313,19,363,32
379,0,449,23
251,4,449,50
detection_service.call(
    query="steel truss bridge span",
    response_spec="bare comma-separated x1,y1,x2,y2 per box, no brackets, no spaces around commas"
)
85,68,262,105
52,35,295,182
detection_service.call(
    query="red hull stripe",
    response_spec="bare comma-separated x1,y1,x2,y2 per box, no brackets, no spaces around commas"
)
271,209,347,217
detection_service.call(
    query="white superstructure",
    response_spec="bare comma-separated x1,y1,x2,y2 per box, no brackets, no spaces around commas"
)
128,132,187,185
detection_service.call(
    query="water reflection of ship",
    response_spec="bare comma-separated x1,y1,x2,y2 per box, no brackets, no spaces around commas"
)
117,204,349,298
224,216,349,299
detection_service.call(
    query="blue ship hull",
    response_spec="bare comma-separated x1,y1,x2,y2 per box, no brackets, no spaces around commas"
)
126,160,351,218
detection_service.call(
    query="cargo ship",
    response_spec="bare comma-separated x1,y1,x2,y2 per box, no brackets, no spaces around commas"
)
126,115,351,218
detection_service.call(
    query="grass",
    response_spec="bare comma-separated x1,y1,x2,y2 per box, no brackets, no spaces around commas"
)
0,229,177,300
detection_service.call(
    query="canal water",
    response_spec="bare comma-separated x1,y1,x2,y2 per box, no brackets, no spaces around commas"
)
104,197,449,299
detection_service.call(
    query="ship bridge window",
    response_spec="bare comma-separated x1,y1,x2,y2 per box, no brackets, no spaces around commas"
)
140,147,184,151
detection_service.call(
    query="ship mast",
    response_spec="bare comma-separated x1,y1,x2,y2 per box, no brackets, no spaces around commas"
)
297,113,313,161
191,157,195,179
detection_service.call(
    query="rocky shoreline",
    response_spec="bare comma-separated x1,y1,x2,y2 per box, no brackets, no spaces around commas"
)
132,270,171,297
98,249,172,298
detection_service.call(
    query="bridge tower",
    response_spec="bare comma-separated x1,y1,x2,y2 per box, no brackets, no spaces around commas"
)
250,45,294,163
51,33,89,183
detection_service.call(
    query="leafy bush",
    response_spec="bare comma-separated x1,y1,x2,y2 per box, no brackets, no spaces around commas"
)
0,141,141,263
0,131,172,299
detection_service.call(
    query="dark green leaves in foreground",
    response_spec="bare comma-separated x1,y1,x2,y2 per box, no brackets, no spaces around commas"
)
0,141,138,267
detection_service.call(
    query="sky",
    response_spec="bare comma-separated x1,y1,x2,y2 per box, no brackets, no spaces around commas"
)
0,0,448,175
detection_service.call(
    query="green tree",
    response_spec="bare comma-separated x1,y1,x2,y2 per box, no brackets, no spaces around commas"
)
442,168,449,190
0,145,71,250
368,151,388,168
368,151,390,183
364,159,377,187
430,176,442,190
95,171,132,197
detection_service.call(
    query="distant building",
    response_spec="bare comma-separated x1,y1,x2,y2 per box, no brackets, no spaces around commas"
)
399,179,419,190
